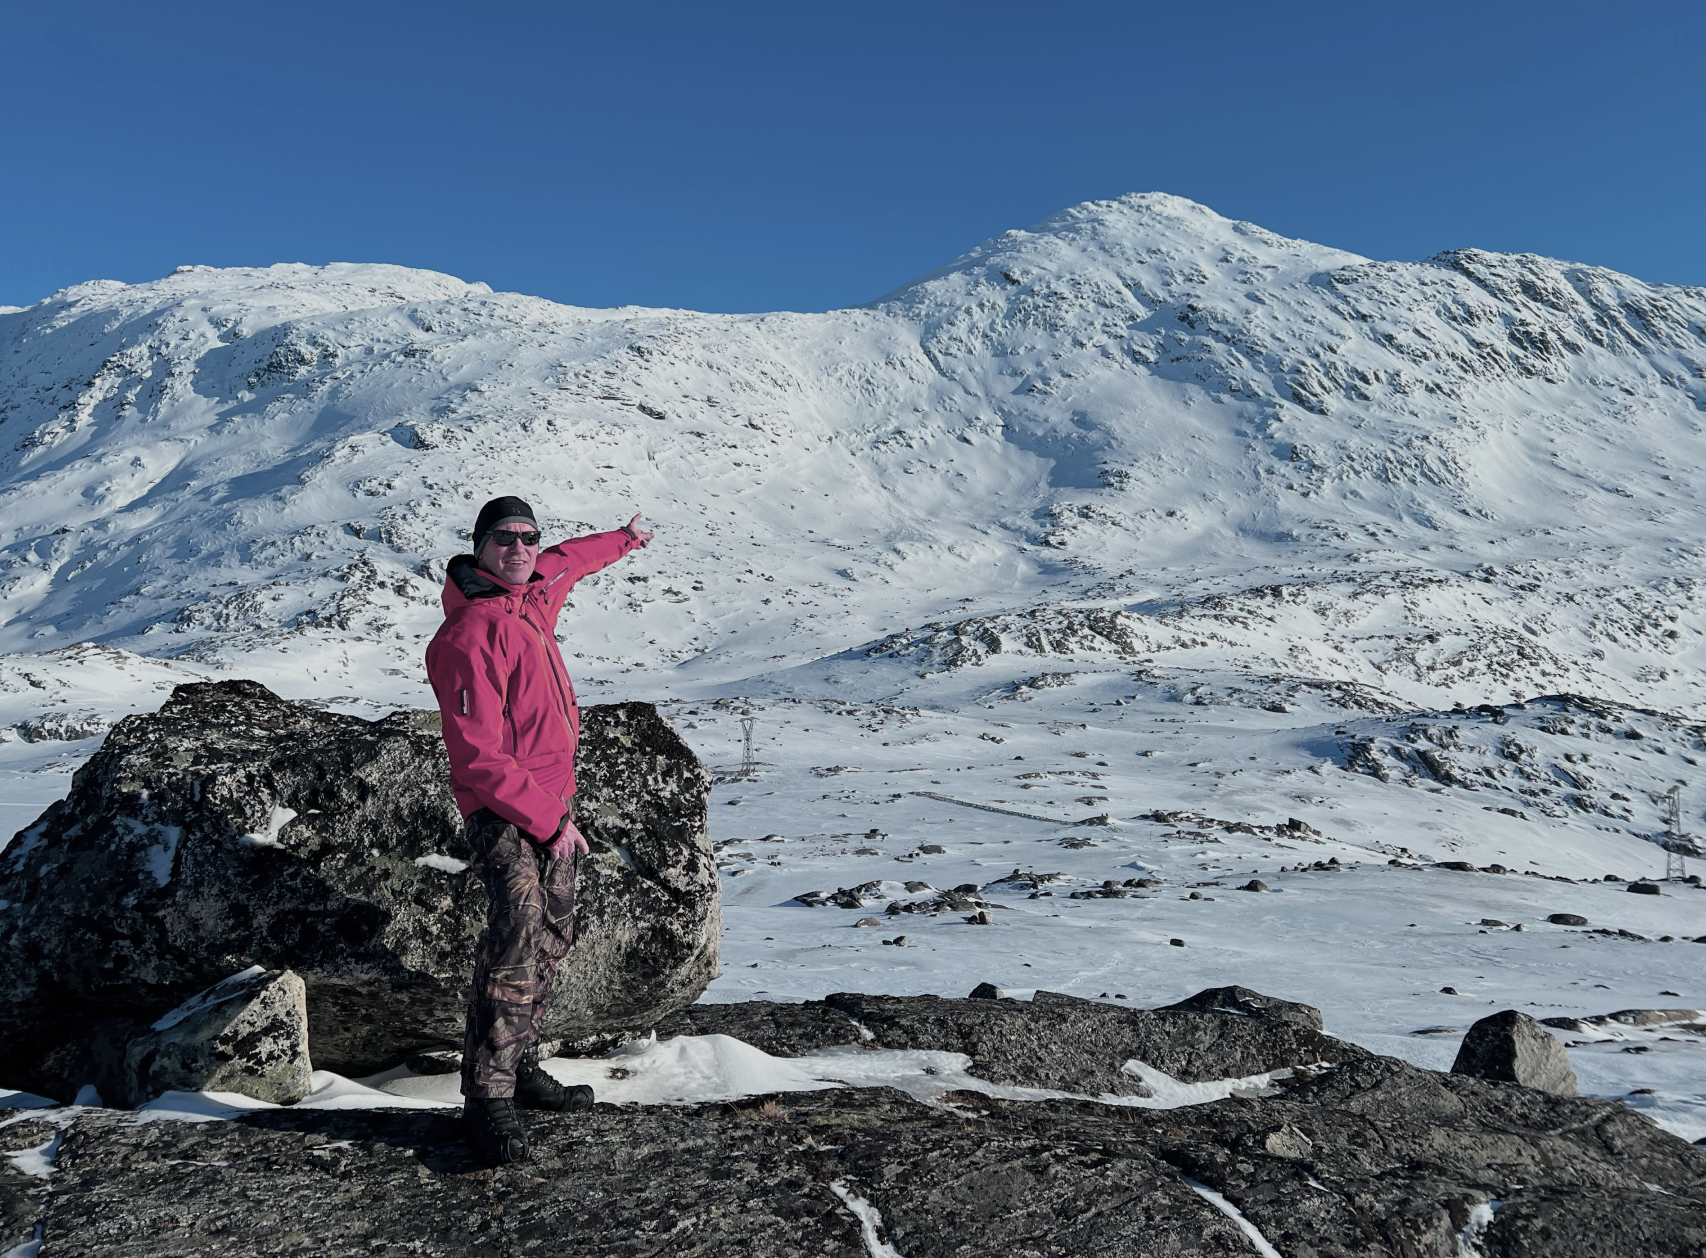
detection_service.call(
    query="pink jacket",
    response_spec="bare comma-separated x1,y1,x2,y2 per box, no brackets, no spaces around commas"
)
425,529,641,839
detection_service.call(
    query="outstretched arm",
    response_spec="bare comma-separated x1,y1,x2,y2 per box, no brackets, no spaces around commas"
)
533,515,655,590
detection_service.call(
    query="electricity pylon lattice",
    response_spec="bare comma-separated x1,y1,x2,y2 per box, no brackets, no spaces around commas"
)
738,714,758,780
1662,785,1692,882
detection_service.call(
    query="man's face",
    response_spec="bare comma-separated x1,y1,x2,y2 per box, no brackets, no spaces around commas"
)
476,526,540,585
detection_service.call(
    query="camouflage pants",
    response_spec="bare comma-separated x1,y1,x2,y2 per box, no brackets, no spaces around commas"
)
461,807,577,1098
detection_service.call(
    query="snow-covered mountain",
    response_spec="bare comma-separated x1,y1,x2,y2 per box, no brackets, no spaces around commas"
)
3,192,1704,713
5,195,1706,1138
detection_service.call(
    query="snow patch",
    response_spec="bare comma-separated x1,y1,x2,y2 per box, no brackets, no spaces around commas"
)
240,805,297,848
150,965,267,1031
4,1130,64,1180
830,1181,907,1258
413,853,469,874
1186,1179,1282,1258
1457,1199,1500,1257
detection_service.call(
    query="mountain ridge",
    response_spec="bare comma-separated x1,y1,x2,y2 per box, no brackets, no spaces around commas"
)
1,193,1703,720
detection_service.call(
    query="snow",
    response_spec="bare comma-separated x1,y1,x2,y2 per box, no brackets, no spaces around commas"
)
239,804,297,848
829,1181,906,1258
3,1130,63,1179
1185,1179,1283,1258
150,965,267,1032
3,192,1705,1141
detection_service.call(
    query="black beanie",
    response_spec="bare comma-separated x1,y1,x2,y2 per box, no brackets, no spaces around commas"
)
472,496,537,554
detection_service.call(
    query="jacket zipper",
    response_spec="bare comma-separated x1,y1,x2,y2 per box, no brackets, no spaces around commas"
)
519,603,576,737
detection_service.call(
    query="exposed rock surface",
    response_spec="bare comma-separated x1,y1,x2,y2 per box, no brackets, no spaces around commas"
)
1159,984,1324,1030
656,987,1360,1096
1542,1007,1706,1035
1451,1009,1579,1096
18,1045,1705,1258
0,681,717,1096
121,968,310,1107
0,1109,55,1254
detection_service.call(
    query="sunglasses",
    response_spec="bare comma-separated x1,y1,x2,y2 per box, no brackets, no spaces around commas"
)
488,529,541,549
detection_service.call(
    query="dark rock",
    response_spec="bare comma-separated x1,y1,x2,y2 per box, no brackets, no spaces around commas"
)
825,990,1360,1096
664,989,1361,1098
1437,860,1478,871
22,1045,1706,1258
1451,1009,1578,1096
1169,937,1187,946
0,1111,55,1252
1628,882,1662,895
1541,1008,1706,1035
404,1047,462,1075
968,983,1005,999
0,681,717,1095
1237,879,1270,892
1161,986,1325,1031
651,1001,866,1057
122,968,310,1107
1548,912,1590,926
1441,986,1459,995
918,844,946,855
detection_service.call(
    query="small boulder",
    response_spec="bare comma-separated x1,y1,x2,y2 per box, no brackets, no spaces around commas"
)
1238,880,1270,892
1628,883,1662,896
854,917,883,927
968,983,1006,1000
1263,1125,1314,1159
1450,1009,1577,1096
918,845,946,855
1437,861,1478,872
123,968,310,1106
1163,985,1324,1030
1547,913,1589,926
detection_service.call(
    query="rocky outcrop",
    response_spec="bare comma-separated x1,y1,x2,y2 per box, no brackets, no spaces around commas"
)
1451,1009,1578,1096
17,1043,1705,1258
657,987,1362,1096
121,968,311,1107
0,681,717,1096
1160,984,1324,1030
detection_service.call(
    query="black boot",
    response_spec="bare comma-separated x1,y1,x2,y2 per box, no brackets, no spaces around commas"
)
463,1096,529,1165
516,1049,594,1112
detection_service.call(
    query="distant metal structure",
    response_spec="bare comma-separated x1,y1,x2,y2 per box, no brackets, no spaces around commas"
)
1662,785,1695,881
738,713,758,780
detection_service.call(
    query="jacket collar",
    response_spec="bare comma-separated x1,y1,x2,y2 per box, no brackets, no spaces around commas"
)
443,556,543,612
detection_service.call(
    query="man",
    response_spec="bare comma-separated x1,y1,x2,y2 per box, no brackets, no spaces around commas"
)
426,494,653,1165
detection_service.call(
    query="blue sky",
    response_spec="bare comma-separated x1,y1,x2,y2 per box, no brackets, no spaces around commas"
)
3,1,1702,312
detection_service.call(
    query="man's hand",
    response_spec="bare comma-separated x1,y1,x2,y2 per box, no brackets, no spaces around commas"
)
622,514,655,548
543,814,589,859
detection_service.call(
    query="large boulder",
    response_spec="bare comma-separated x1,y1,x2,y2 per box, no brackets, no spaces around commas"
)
122,967,311,1107
1451,1009,1578,1096
0,680,718,1096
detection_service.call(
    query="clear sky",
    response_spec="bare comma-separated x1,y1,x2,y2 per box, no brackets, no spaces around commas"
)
3,1,1702,313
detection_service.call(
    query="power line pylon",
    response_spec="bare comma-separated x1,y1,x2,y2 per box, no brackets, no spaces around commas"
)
739,713,758,780
1663,785,1691,882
